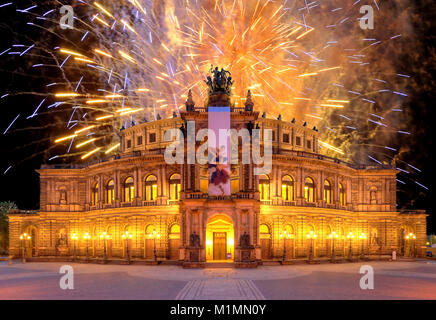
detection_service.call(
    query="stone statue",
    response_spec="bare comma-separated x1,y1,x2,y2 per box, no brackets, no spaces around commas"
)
59,189,67,205
204,65,234,95
240,231,250,248
190,231,201,248
370,188,377,204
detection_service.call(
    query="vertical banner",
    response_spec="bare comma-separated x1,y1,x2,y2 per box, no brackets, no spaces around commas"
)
208,106,231,196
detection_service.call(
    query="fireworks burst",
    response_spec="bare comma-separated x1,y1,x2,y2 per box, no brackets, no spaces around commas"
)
0,0,429,191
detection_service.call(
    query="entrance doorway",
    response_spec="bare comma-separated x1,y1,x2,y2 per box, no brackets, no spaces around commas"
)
206,215,234,262
213,232,227,260
260,224,271,260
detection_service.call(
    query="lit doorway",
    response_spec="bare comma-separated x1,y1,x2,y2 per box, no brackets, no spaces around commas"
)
206,215,234,262
213,232,227,260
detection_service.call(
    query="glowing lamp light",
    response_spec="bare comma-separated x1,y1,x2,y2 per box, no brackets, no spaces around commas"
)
306,230,317,239
100,231,110,240
83,233,91,240
149,229,160,239
19,232,30,240
122,231,133,239
329,231,339,239
359,233,367,239
206,239,212,246
347,232,355,239
228,238,234,246
405,232,416,240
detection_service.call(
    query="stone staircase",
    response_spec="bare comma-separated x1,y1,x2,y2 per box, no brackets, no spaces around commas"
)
205,262,234,268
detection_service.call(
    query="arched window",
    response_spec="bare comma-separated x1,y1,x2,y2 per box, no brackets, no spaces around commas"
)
170,224,180,234
169,173,181,200
304,177,315,202
260,224,270,237
339,183,346,206
144,175,157,201
259,174,270,201
145,224,156,237
92,183,99,206
105,179,114,204
123,177,134,202
323,179,332,204
281,175,295,201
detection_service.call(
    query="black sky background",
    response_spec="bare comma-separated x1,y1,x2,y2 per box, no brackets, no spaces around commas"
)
0,1,434,233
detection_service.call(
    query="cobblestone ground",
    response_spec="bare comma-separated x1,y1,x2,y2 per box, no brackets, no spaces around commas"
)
0,260,435,300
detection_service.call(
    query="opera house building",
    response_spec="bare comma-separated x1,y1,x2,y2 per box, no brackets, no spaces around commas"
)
8,76,427,267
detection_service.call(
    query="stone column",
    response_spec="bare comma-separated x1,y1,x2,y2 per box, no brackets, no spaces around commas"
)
235,209,241,247
249,210,254,246
185,209,191,248
180,164,185,193
115,170,121,206
138,168,143,201
248,163,253,190
187,164,191,191
277,167,282,198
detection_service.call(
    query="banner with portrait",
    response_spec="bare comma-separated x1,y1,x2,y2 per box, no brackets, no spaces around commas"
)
208,106,231,196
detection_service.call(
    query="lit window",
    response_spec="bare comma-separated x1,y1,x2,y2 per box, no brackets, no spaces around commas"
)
169,173,181,200
304,177,315,202
281,175,295,201
339,183,346,206
323,179,332,204
144,175,157,201
105,179,114,204
259,174,270,200
92,183,99,206
123,177,134,202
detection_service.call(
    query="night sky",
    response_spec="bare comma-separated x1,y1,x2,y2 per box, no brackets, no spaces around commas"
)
0,1,434,233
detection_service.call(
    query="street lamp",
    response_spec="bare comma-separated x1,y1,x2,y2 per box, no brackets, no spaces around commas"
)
347,232,355,260
100,231,111,262
122,231,133,263
306,231,317,262
405,232,416,258
328,231,339,262
71,233,79,261
83,233,91,262
19,233,31,263
359,233,367,259
148,229,161,262
280,230,292,262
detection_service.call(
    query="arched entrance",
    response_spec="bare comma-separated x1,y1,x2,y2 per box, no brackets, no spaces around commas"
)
168,224,180,260
399,226,414,256
23,226,37,258
144,224,156,259
283,224,295,259
106,226,113,258
260,224,272,260
206,215,234,262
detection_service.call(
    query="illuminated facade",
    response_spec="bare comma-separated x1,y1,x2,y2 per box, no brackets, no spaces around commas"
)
8,91,427,265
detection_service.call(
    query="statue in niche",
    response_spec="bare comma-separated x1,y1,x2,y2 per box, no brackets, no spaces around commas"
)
370,228,379,245
370,187,377,204
239,231,250,248
56,229,68,247
59,189,67,205
190,231,201,248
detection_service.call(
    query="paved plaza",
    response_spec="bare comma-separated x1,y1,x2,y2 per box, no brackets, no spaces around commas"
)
0,260,435,300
